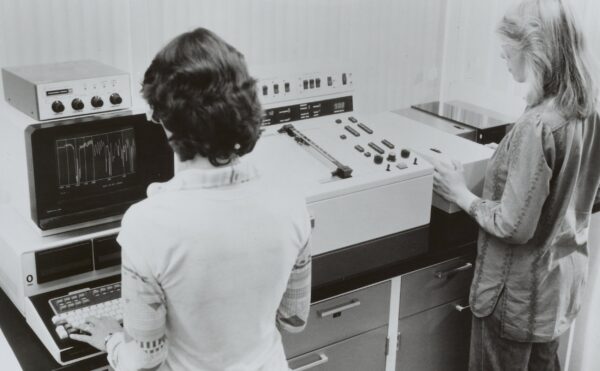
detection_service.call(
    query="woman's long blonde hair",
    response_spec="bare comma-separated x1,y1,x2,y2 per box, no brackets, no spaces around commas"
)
498,0,598,119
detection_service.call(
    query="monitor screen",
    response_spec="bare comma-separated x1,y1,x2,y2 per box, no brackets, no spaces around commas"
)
55,126,138,196
26,113,174,230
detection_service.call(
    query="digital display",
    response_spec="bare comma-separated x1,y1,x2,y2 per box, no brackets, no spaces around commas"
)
262,96,353,126
55,127,137,190
333,101,346,111
27,113,174,230
46,89,72,96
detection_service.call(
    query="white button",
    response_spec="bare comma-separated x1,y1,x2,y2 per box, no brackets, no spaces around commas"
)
56,326,68,340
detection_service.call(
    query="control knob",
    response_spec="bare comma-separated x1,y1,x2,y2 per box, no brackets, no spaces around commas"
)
71,98,84,110
91,96,104,108
387,153,397,162
109,93,123,105
51,101,65,113
374,154,384,164
400,149,411,159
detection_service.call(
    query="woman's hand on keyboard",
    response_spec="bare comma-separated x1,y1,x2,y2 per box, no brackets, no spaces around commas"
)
69,316,123,352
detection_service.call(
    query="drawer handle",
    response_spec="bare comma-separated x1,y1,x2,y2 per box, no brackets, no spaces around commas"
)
455,304,471,312
291,353,329,371
317,299,361,318
434,262,473,279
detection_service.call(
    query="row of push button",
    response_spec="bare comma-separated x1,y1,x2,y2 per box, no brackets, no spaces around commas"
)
262,83,291,96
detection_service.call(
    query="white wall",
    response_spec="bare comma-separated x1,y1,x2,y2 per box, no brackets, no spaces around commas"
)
569,212,600,371
441,0,600,119
0,0,448,114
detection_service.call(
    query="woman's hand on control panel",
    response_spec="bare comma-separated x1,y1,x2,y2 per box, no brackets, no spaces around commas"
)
69,316,123,352
431,157,478,211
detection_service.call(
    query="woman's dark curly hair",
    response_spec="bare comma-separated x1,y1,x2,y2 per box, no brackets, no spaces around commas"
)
142,28,262,166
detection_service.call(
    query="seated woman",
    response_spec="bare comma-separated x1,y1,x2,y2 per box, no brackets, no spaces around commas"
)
70,28,312,371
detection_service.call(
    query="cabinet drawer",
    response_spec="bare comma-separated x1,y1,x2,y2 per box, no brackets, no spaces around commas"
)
399,256,474,319
396,297,471,371
288,325,388,371
283,281,390,358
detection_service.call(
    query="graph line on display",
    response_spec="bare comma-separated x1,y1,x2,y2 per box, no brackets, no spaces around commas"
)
56,128,136,187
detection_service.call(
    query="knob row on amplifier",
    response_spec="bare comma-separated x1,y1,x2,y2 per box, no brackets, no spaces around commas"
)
51,93,123,113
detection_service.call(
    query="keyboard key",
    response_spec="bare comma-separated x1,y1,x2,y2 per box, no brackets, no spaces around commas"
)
56,326,68,340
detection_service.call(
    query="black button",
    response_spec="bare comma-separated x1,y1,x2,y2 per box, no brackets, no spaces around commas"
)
340,134,347,140
357,123,373,134
71,99,84,110
368,142,385,155
355,145,365,153
358,122,373,134
344,125,360,137
51,101,65,113
342,73,347,85
303,80,309,89
273,84,279,94
381,139,395,149
401,149,411,158
364,152,372,157
309,79,315,89
284,82,290,93
335,119,342,124
109,93,122,105
262,86,268,95
348,116,358,123
327,76,333,86
316,78,321,88
91,96,104,108
387,153,397,162
374,155,384,164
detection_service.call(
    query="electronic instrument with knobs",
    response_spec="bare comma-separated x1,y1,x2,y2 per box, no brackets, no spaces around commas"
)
2,60,131,121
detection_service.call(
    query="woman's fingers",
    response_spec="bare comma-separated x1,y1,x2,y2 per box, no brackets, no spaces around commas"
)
451,160,463,171
69,333,92,343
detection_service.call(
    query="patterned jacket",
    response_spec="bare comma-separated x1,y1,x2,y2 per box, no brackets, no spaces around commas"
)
468,101,600,342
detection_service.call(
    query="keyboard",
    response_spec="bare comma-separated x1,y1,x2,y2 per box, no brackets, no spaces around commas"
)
50,282,122,340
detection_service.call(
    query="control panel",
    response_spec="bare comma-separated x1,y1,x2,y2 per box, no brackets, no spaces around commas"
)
38,76,130,120
2,60,131,121
275,114,425,179
257,71,353,107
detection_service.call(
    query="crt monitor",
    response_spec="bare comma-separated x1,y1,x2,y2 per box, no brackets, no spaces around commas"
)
25,112,174,231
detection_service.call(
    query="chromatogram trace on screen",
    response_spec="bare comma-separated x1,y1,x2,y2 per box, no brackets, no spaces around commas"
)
56,128,136,188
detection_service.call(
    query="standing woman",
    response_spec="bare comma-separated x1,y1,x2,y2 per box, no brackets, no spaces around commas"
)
432,0,600,370
70,28,312,371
